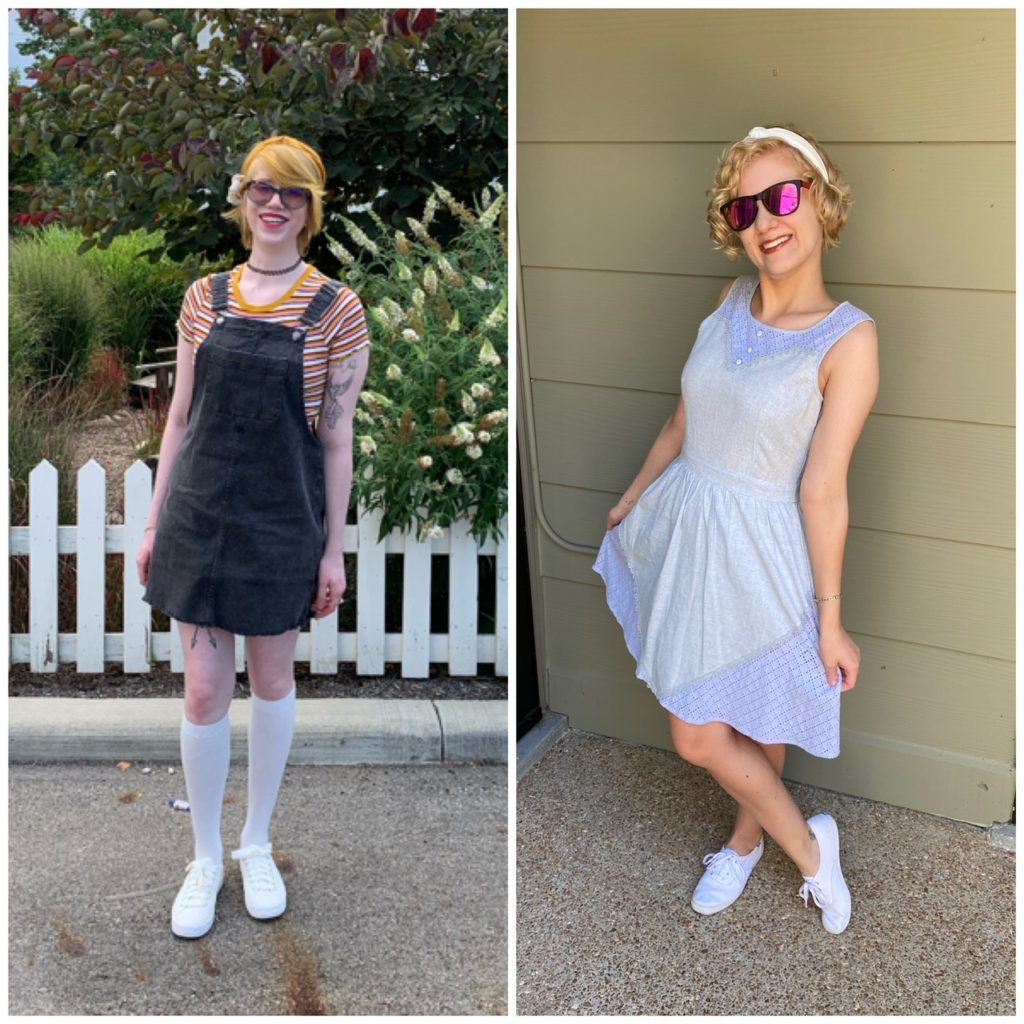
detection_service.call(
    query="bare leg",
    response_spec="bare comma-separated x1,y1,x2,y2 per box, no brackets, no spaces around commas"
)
726,742,785,854
180,622,237,724
668,715,820,877
245,629,301,701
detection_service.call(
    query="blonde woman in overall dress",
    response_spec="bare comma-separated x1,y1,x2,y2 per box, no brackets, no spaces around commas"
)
594,126,879,933
137,136,370,939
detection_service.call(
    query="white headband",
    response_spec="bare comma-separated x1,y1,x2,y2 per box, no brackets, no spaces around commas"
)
745,126,829,181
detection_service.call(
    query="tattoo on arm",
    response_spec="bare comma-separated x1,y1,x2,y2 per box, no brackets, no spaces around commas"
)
324,359,356,431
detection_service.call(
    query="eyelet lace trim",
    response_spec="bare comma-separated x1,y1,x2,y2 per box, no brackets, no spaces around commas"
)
721,277,872,364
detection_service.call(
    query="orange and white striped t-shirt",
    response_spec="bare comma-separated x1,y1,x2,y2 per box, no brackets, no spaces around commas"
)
176,264,370,425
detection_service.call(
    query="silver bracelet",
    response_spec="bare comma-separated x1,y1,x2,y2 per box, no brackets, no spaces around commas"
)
814,593,841,603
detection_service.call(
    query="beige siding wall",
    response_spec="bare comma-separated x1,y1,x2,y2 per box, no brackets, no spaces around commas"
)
517,9,1014,824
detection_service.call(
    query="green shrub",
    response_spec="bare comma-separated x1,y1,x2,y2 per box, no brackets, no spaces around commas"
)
9,227,109,380
81,230,204,362
9,227,206,381
9,373,83,525
329,185,508,544
9,300,47,384
8,227,206,526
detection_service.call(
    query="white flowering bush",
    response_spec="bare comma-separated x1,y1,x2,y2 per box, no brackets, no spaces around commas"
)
328,185,508,543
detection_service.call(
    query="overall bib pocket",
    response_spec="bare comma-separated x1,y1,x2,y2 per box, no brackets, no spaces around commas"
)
205,344,288,425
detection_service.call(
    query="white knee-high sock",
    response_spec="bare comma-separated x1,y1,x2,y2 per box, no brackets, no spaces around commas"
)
180,712,231,863
240,687,296,849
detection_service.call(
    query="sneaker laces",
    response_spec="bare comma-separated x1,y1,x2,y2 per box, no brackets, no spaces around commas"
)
232,844,278,893
701,848,744,885
177,859,220,909
798,878,827,909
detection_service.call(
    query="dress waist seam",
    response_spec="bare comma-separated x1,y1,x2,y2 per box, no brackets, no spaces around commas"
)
679,450,799,504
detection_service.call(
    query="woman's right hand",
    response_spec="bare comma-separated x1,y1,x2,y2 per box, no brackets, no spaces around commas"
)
136,530,155,586
606,499,634,531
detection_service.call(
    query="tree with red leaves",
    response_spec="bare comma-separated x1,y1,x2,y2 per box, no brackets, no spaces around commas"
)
10,8,506,271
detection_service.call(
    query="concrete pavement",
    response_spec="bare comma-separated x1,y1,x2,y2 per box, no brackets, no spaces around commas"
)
517,729,1015,1016
9,697,508,765
9,761,508,1015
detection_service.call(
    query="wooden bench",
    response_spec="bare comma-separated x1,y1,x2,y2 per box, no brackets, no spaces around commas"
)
132,347,178,404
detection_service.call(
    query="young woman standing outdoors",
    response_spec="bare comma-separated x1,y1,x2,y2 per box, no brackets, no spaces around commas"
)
137,135,370,939
595,126,879,933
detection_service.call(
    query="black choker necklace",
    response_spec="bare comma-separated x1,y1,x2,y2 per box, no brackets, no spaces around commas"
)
246,257,303,276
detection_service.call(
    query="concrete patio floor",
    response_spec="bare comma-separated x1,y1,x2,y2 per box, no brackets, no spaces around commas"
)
517,730,1014,1016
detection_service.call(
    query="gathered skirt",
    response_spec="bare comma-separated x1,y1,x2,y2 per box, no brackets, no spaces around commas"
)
593,453,840,758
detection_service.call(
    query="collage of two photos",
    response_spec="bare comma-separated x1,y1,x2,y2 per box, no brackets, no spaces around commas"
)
6,4,1018,1020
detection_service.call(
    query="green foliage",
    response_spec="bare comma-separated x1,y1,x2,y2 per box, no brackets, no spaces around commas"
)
11,8,508,274
79,229,205,361
9,373,82,525
9,227,110,379
334,186,508,544
9,226,201,378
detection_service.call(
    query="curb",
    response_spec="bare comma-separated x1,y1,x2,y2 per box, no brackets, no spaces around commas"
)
516,711,568,781
8,697,507,766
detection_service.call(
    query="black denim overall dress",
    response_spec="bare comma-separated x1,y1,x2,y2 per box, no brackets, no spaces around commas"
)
145,270,342,635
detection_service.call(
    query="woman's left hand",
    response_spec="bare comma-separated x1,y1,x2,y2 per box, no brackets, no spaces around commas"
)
818,622,860,692
311,552,346,618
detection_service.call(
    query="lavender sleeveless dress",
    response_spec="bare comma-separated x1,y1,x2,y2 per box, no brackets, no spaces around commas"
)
593,276,873,758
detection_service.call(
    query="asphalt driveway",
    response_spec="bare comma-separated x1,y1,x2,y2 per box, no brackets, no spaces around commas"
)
10,761,507,1015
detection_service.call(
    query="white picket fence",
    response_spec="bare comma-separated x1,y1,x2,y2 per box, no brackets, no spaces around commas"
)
10,460,508,678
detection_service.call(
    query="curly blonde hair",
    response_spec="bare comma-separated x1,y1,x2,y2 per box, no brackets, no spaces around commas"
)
707,126,852,260
222,135,328,255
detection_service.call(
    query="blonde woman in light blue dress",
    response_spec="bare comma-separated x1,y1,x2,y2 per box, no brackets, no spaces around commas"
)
595,126,879,933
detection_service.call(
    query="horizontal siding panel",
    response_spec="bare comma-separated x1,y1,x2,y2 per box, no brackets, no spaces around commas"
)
519,143,1013,291
843,530,1012,662
523,267,714,393
784,730,1013,826
534,524,1011,662
848,418,1012,548
839,636,1012,764
532,380,677,496
519,10,1013,143
524,269,1013,426
842,286,1013,426
543,579,1013,764
533,384,1013,547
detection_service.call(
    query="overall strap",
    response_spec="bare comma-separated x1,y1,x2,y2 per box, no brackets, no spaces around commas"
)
210,272,231,313
299,280,343,327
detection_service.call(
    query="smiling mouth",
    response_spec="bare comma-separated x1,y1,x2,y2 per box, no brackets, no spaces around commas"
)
259,214,288,226
760,234,791,253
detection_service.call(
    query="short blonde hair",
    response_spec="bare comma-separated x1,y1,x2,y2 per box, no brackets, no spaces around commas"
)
706,126,852,260
223,135,327,254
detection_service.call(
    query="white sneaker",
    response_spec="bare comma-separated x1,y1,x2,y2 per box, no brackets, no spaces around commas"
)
798,813,852,934
231,843,287,920
690,838,764,915
171,857,224,938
